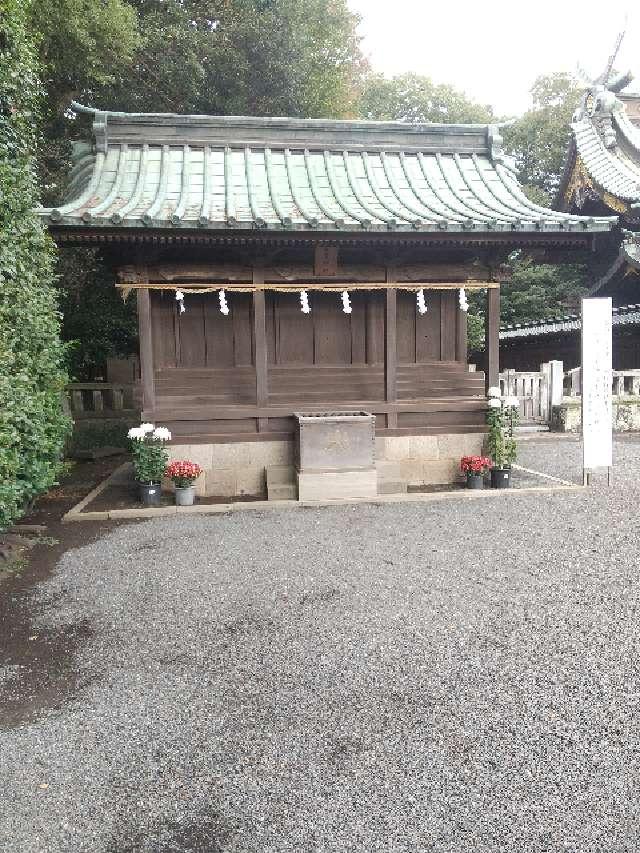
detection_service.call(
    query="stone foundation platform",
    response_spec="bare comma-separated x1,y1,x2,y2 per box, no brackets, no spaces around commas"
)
166,433,485,499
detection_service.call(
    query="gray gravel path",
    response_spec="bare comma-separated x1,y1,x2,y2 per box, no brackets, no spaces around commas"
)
2,435,640,852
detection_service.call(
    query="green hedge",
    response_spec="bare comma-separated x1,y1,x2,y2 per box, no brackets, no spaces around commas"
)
0,0,70,529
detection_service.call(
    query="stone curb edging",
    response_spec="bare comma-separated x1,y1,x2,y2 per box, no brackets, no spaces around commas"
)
63,478,583,523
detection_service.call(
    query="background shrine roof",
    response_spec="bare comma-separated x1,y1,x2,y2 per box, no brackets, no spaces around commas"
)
500,302,640,341
558,75,640,216
39,103,615,235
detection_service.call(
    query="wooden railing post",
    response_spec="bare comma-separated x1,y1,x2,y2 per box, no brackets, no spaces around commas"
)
485,286,499,393
253,265,269,432
137,287,156,417
456,299,468,364
385,268,397,429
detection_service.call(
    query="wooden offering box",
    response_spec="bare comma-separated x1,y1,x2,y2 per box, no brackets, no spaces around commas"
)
295,412,377,501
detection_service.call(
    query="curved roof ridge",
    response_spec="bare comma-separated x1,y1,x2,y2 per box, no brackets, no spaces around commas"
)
37,104,617,236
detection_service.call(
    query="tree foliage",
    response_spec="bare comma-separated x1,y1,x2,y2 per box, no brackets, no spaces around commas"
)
359,72,494,124
33,0,140,112
98,0,365,118
0,0,70,529
503,72,581,204
57,249,138,380
500,259,589,325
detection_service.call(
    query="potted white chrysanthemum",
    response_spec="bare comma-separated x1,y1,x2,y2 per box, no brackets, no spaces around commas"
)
127,423,172,506
486,389,519,488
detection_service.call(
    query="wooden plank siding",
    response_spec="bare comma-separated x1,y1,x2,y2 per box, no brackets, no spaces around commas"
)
147,289,485,439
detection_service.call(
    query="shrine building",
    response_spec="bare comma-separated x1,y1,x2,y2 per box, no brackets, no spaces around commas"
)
40,104,615,499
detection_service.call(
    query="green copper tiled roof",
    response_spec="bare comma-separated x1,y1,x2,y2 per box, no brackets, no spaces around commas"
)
559,78,640,215
500,302,640,341
572,107,640,202
39,103,614,235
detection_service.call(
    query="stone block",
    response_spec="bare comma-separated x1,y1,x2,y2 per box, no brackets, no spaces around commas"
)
236,466,266,497
413,459,461,486
382,437,412,461
376,459,413,481
205,467,237,498
408,435,440,459
249,441,293,468
211,443,252,468
169,444,214,471
437,433,484,460
297,468,377,502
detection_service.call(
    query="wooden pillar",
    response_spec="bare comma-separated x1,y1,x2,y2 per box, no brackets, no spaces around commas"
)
456,303,468,364
385,269,397,429
485,286,500,392
137,287,156,416
366,292,378,365
253,266,269,432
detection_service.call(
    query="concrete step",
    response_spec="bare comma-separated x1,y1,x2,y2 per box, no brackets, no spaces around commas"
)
377,479,408,495
268,483,298,501
266,465,297,501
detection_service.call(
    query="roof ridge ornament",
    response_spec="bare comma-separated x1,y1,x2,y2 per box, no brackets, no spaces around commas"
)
488,125,503,161
69,101,109,153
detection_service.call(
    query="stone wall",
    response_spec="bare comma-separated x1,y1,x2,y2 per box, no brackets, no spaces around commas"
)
551,397,640,433
165,432,486,499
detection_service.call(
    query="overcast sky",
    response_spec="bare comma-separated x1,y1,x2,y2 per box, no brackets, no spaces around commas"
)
349,0,639,116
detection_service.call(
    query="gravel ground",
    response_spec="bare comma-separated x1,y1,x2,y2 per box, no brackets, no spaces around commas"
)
2,435,640,852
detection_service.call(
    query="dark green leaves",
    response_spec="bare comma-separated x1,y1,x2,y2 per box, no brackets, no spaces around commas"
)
0,0,71,529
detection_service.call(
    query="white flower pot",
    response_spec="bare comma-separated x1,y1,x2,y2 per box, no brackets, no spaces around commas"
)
175,485,196,506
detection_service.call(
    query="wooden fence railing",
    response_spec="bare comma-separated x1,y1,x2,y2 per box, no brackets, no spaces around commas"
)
499,360,564,424
67,382,139,420
564,368,640,398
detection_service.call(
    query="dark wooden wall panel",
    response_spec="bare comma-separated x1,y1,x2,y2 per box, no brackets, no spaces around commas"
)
232,294,254,366
314,293,352,365
177,295,207,367
274,293,315,364
350,293,367,365
440,290,457,361
204,295,234,368
397,291,416,363
420,291,441,361
366,291,385,364
151,291,177,368
266,293,277,364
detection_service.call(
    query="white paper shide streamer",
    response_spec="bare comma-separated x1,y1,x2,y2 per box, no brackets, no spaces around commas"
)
416,288,428,315
175,290,185,314
459,287,469,312
341,290,352,314
300,290,310,314
219,289,229,316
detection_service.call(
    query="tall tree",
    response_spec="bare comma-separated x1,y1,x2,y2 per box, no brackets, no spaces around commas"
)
359,72,494,124
100,0,366,118
32,0,140,204
0,0,70,528
503,72,582,204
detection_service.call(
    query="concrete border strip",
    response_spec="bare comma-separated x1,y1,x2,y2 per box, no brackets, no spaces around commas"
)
511,464,576,488
62,462,132,522
63,478,583,523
